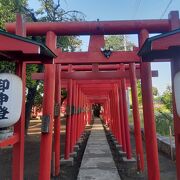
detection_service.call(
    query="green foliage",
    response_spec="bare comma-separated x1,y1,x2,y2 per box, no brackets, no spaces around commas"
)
160,85,172,113
26,64,39,88
155,85,173,136
36,0,85,22
0,0,27,28
137,80,142,106
105,35,134,51
0,0,84,128
152,86,159,96
155,111,173,136
58,36,82,52
136,80,159,106
0,61,15,73
34,83,43,107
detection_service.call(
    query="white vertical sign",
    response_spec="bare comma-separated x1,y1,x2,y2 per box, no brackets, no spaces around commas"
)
0,73,22,128
174,71,180,117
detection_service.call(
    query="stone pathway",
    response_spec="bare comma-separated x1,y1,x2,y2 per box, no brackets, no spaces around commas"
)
77,118,121,180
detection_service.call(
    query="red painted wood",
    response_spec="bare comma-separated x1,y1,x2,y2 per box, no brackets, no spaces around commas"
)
169,11,180,180
0,35,40,53
53,64,61,176
64,65,73,159
0,134,19,147
121,76,132,159
88,35,105,52
15,13,26,37
129,63,144,171
152,33,180,50
114,84,122,145
55,51,140,64
61,64,140,71
39,31,56,180
31,70,158,80
12,62,26,180
6,19,170,36
139,29,160,180
71,81,78,147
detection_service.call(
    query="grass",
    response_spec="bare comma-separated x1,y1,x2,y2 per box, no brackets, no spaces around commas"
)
128,108,173,136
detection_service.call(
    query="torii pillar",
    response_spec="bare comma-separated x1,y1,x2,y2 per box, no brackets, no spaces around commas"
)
139,30,160,180
169,11,180,179
39,31,56,180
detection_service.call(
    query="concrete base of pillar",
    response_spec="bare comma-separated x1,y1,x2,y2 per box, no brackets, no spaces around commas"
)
60,157,74,166
70,151,78,158
111,135,115,139
122,157,136,163
118,150,126,157
122,157,137,175
113,140,118,145
74,145,80,152
115,144,122,150
86,124,91,128
77,138,84,145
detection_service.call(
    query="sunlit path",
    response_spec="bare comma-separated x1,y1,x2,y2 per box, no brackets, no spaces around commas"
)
78,117,120,180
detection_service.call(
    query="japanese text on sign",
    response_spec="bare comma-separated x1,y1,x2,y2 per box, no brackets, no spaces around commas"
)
0,79,10,120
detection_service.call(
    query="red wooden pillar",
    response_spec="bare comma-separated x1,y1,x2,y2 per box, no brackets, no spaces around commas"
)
121,76,132,159
82,94,85,133
89,103,92,123
129,63,144,171
107,98,112,131
139,29,160,180
53,64,61,176
87,103,91,125
112,88,118,139
169,11,180,180
119,81,126,152
112,90,117,137
64,65,73,159
108,99,111,128
70,80,76,152
104,102,108,125
82,95,85,130
39,31,56,180
78,89,82,139
12,62,26,180
78,90,82,138
76,87,80,141
106,102,110,126
110,91,115,136
12,13,26,180
75,85,79,142
115,84,122,145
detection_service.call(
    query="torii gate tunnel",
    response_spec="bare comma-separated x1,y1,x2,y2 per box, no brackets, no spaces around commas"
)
0,10,180,180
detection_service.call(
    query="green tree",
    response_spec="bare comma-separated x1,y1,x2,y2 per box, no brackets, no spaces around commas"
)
105,35,134,51
0,0,85,132
155,85,173,136
137,80,142,105
0,0,27,74
136,80,159,106
152,86,159,96
160,85,172,113
0,0,27,28
23,0,85,131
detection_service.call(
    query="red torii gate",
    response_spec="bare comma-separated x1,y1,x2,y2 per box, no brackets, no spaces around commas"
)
0,14,56,180
138,11,180,180
3,10,180,180
32,65,157,174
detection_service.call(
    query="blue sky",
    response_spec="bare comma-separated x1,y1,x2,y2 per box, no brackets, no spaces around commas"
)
28,0,180,94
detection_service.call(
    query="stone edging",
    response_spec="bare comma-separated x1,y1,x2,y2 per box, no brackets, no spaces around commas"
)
130,126,176,160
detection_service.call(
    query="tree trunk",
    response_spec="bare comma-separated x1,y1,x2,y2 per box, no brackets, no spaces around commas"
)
25,64,43,134
25,86,37,134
